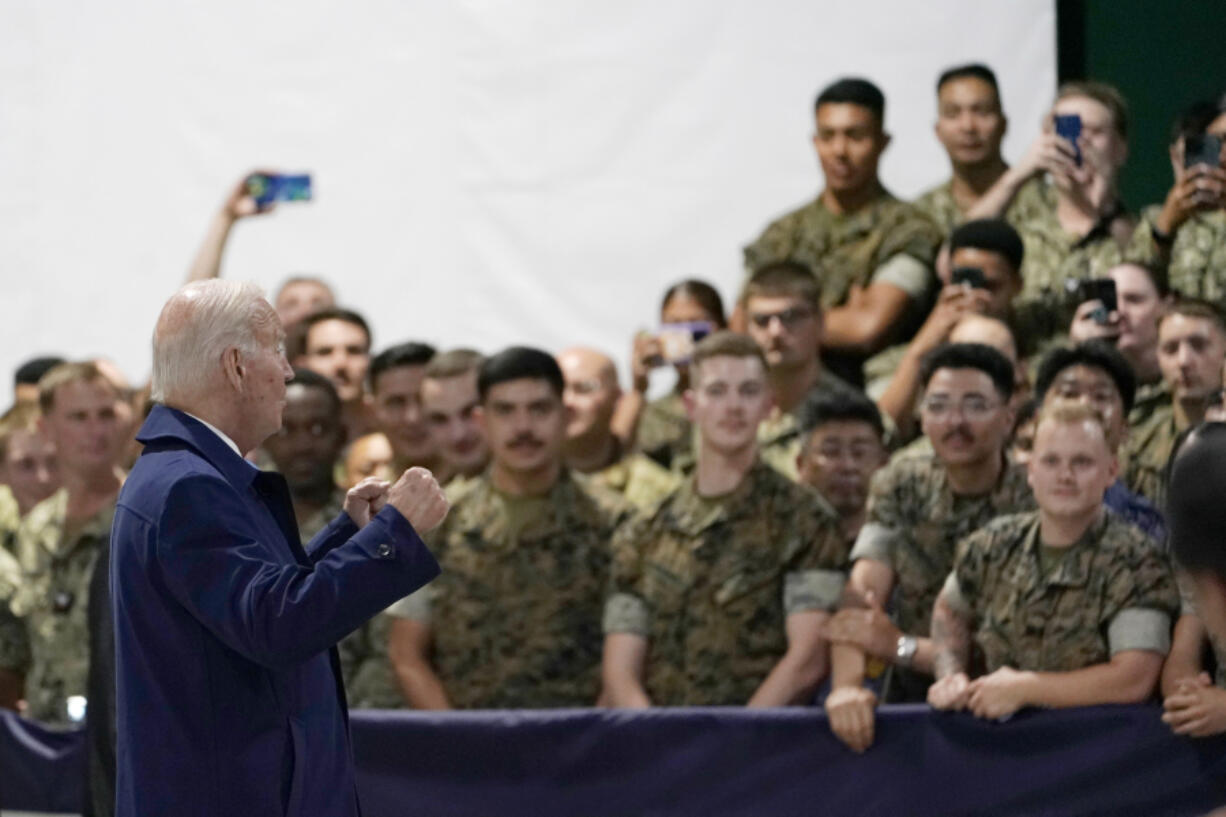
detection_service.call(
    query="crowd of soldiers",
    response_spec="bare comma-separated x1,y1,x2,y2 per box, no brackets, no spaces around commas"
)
3,63,1226,810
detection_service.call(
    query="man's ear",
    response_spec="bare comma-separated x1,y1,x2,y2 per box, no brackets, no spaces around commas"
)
221,347,245,392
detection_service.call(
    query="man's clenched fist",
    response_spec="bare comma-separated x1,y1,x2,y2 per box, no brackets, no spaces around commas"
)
344,477,391,529
387,467,450,533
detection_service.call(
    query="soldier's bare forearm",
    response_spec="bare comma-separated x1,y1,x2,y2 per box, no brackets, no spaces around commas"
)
829,641,868,689
1163,615,1209,698
1024,650,1164,709
930,595,970,679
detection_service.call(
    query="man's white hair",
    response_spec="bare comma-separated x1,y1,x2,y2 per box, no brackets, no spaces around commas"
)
151,280,275,403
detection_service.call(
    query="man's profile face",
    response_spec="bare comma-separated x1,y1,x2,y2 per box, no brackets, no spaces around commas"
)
1108,264,1164,358
687,355,772,455
302,319,370,403
935,76,1006,167
239,316,295,451
813,103,887,195
920,367,1012,468
275,280,334,328
744,294,821,372
372,365,435,465
1158,314,1226,403
1043,364,1126,452
263,383,345,493
478,378,566,476
1051,95,1127,175
797,419,885,516
422,372,487,476
1,428,58,515
343,432,395,489
41,379,121,474
1027,417,1116,520
558,351,619,444
947,247,1019,319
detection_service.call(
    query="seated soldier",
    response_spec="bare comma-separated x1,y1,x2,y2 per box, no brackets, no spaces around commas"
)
823,343,1033,752
1128,98,1226,300
386,348,627,709
1124,300,1226,505
617,279,726,470
870,219,1025,434
1034,341,1165,540
369,341,440,474
601,332,846,707
796,390,888,549
421,349,488,485
299,308,378,440
742,261,858,478
1164,424,1226,738
0,402,59,554
557,347,678,511
929,402,1178,719
743,77,941,384
966,81,1135,346
913,64,1012,237
1068,262,1171,427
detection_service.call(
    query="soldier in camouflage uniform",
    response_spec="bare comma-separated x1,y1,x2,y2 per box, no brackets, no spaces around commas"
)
929,403,1177,719
603,332,847,707
558,347,680,512
823,343,1031,752
1125,99,1226,301
1124,301,1226,506
742,78,940,385
387,347,627,709
740,262,859,479
0,546,30,709
421,349,489,486
11,362,123,727
0,401,59,555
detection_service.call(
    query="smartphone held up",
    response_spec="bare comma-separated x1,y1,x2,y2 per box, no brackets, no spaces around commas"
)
245,173,313,208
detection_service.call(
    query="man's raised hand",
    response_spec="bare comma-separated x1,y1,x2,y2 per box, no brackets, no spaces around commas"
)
344,477,391,528
388,467,450,534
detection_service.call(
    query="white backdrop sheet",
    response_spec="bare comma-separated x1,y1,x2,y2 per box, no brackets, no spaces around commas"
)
0,0,1055,394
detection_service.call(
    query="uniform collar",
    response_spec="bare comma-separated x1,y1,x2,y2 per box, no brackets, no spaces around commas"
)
136,404,260,488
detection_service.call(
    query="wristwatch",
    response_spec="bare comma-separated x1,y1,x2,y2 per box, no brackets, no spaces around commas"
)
895,635,918,668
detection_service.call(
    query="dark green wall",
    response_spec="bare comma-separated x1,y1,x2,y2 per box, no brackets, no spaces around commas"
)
1064,0,1226,209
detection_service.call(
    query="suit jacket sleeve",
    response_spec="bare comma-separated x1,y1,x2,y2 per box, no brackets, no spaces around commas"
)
156,474,439,670
304,511,361,565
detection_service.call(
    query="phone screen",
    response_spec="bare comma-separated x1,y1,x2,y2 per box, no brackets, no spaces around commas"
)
246,173,313,207
951,267,988,290
1054,114,1083,167
657,321,713,365
1185,134,1224,169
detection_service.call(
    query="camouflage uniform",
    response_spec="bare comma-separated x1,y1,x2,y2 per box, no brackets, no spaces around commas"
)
636,391,693,471
912,176,1033,239
1008,177,1131,345
604,461,847,706
851,452,1035,640
0,546,30,677
757,369,860,480
945,511,1178,673
1122,400,1180,508
577,451,681,513
388,471,626,709
10,489,114,727
1128,206,1226,300
743,191,942,383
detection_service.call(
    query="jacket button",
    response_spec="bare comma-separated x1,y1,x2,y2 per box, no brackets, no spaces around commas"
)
376,543,393,559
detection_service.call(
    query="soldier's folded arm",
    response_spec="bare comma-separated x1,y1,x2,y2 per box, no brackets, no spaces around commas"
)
600,592,652,708
385,588,451,709
828,532,897,685
748,567,844,707
1162,612,1209,697
927,575,974,711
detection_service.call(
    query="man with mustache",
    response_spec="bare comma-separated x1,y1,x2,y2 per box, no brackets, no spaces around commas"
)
744,77,942,386
928,402,1177,720
823,343,1033,752
741,262,860,479
557,346,678,512
420,349,489,486
601,332,846,707
386,347,627,708
299,308,377,441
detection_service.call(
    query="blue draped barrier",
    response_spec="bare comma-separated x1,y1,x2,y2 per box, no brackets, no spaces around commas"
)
5,705,1226,816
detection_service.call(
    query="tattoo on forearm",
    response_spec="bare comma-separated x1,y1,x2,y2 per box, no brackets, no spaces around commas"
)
931,596,969,679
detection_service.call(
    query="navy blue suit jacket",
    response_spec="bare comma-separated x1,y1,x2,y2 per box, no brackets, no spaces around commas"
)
111,406,439,817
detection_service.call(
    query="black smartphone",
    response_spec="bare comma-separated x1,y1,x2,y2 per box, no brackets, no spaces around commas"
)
951,266,988,290
1076,278,1117,324
1185,134,1223,169
1054,114,1083,167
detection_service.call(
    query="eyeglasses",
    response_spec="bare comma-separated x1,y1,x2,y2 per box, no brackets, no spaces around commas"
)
748,307,814,330
920,396,1000,421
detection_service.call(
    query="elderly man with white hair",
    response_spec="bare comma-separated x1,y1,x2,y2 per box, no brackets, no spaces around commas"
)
110,280,448,817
